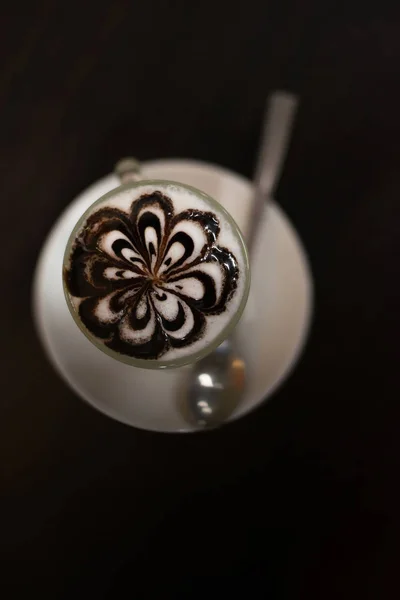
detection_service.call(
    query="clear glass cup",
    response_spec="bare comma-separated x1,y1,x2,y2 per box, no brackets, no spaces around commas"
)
63,177,250,369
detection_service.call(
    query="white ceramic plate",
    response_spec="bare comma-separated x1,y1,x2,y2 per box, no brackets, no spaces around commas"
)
33,159,313,432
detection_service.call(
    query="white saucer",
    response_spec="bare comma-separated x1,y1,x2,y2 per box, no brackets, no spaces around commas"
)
33,159,313,432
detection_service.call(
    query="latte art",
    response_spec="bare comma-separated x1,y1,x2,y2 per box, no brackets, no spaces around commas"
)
63,182,249,366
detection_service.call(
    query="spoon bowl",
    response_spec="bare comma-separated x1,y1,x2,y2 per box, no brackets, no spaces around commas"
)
180,337,245,427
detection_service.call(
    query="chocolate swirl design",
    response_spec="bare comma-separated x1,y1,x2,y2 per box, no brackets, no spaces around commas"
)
64,191,240,360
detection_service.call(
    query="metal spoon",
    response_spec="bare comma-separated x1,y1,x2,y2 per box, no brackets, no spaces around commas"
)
183,91,299,428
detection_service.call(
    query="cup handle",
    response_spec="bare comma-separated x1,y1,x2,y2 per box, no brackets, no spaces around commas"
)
114,157,142,184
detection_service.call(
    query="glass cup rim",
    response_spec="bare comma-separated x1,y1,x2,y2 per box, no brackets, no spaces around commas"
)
62,178,251,369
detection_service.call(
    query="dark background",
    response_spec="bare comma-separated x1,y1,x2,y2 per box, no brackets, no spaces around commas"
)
1,1,399,598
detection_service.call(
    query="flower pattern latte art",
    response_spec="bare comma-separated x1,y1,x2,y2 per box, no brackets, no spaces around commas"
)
64,190,240,360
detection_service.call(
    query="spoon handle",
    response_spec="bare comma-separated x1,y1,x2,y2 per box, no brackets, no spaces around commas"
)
247,91,299,255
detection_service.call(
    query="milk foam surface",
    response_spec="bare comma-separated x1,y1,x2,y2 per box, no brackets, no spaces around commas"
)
64,181,248,364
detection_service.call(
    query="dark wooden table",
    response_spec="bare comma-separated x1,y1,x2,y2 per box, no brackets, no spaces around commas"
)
1,1,399,598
